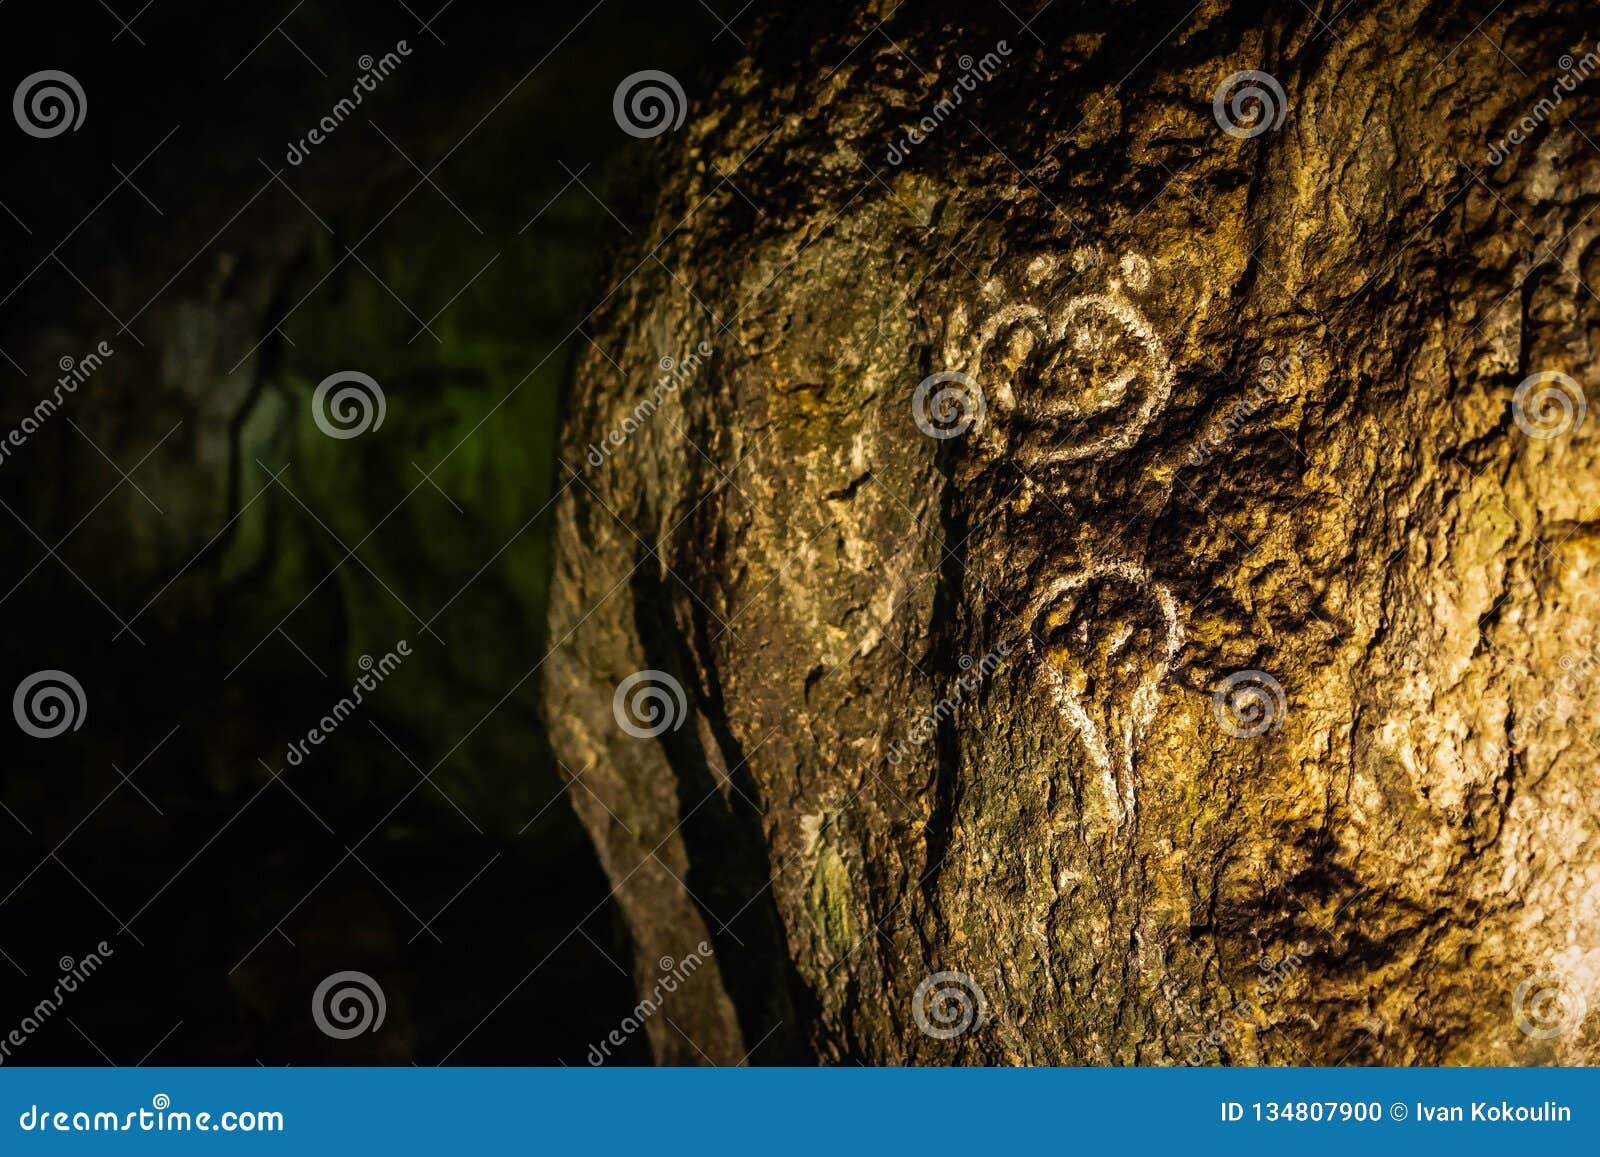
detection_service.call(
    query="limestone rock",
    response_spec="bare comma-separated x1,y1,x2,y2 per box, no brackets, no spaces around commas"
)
546,0,1600,1064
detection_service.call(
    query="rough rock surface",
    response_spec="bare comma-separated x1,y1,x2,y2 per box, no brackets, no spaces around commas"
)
546,0,1600,1064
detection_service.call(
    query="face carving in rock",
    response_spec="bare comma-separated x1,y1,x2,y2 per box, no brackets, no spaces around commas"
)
936,248,1183,827
961,248,1173,468
1023,562,1184,826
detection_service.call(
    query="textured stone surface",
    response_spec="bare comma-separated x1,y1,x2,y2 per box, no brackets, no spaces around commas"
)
546,0,1600,1064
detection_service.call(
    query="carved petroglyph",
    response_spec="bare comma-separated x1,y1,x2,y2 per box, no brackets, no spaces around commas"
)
943,247,1174,467
1023,562,1184,826
931,249,1185,824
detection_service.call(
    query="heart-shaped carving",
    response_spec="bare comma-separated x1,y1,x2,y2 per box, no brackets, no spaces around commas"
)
955,248,1174,467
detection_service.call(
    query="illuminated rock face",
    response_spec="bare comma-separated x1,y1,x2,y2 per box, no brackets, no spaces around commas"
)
545,0,1600,1064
